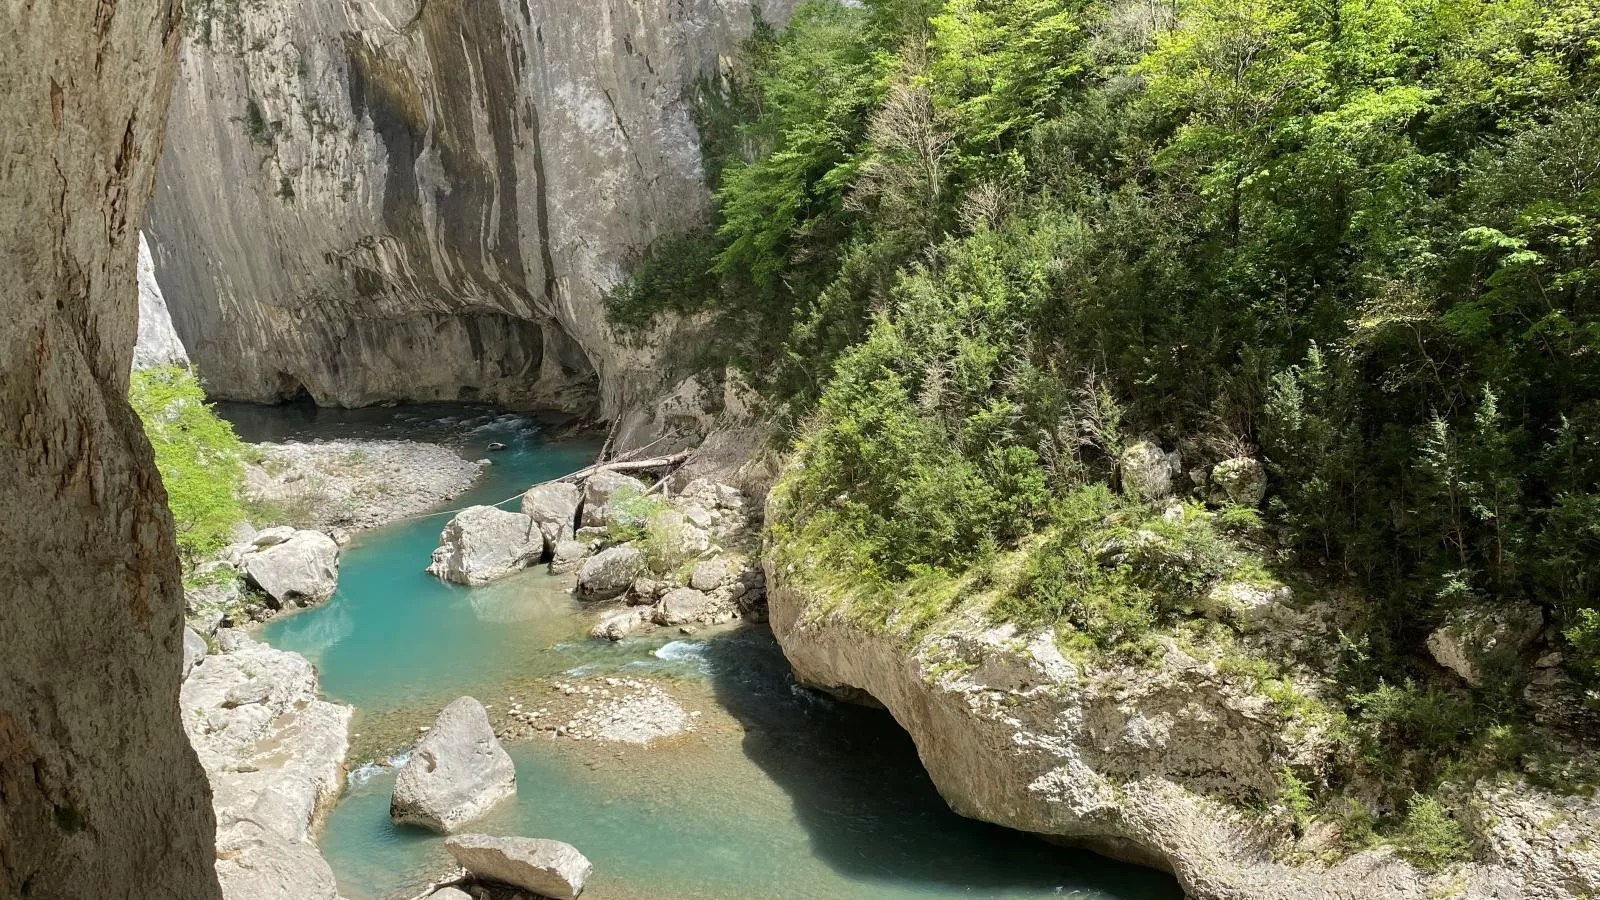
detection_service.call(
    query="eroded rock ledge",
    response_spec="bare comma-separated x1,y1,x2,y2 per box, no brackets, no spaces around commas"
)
764,559,1599,900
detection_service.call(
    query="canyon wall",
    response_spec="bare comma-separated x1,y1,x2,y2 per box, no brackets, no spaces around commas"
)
0,3,221,897
147,0,792,422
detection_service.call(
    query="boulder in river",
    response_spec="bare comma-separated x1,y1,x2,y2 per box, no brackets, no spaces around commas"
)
444,833,593,900
653,587,710,626
427,506,541,586
580,470,648,527
577,546,645,601
549,539,592,575
391,697,517,833
521,482,582,551
590,607,648,641
241,529,340,608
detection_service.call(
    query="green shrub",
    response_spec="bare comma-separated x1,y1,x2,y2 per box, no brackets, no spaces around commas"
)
1393,793,1472,870
129,366,247,566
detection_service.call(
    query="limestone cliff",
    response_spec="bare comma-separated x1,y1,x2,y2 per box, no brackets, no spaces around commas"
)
134,232,190,369
147,0,793,426
764,495,1600,899
0,3,221,897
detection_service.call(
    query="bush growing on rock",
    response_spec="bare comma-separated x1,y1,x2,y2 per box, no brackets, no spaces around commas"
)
129,365,247,565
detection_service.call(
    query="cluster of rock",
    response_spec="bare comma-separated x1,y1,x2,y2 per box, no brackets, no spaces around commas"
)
246,440,486,531
1118,438,1267,507
496,678,696,746
425,469,767,639
180,629,353,900
186,525,342,632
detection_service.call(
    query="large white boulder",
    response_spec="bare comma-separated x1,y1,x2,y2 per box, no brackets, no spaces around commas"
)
427,506,541,586
241,529,340,608
521,482,582,551
182,627,207,681
444,833,593,900
577,546,646,601
653,588,711,626
391,697,516,833
580,470,648,527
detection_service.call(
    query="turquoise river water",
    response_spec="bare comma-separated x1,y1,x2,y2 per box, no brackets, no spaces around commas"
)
228,403,1183,900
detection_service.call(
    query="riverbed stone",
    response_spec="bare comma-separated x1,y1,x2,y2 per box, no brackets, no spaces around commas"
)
577,546,646,601
392,697,517,833
654,587,711,626
591,607,649,641
690,557,735,591
549,539,592,575
521,481,582,551
241,529,340,608
427,506,541,586
445,834,593,900
580,470,648,527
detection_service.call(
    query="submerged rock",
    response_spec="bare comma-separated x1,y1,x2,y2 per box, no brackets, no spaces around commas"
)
427,506,541,586
391,697,517,833
445,834,593,900
577,546,646,601
590,607,648,642
241,529,340,608
522,481,582,551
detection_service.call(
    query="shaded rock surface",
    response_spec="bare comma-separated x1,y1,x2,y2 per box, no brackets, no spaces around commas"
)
577,546,646,601
1427,604,1544,686
428,506,542,586
445,834,593,900
391,698,517,833
181,631,352,899
522,482,582,551
0,5,221,893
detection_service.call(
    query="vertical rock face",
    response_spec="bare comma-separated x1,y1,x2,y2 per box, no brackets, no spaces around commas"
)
133,233,191,369
0,3,221,898
147,0,794,418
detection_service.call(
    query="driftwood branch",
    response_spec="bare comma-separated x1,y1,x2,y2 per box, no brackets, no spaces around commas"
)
558,450,692,483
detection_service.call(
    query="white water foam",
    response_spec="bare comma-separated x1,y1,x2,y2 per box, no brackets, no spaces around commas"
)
346,749,413,788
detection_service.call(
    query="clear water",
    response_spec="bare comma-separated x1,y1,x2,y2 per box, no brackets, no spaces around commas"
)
233,404,1182,900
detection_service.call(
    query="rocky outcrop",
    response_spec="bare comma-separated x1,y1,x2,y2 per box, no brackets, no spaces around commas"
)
0,4,222,895
428,506,542,586
1209,456,1267,506
391,697,517,833
182,630,352,900
1427,604,1544,686
241,529,341,607
577,546,646,601
765,542,1599,899
134,233,191,370
445,834,593,900
1120,440,1178,500
146,0,796,432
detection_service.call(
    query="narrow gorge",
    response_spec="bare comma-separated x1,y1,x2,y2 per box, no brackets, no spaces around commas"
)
5,0,1600,899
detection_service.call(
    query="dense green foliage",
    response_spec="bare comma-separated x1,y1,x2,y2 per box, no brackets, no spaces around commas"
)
130,366,248,566
616,0,1600,858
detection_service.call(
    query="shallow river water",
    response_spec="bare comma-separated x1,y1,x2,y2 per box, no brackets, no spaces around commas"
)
230,403,1183,900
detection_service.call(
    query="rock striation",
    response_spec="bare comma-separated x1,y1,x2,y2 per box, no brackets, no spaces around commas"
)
146,0,796,432
391,697,517,833
0,4,222,895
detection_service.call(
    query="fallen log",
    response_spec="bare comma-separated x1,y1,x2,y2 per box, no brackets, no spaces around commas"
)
558,450,692,484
